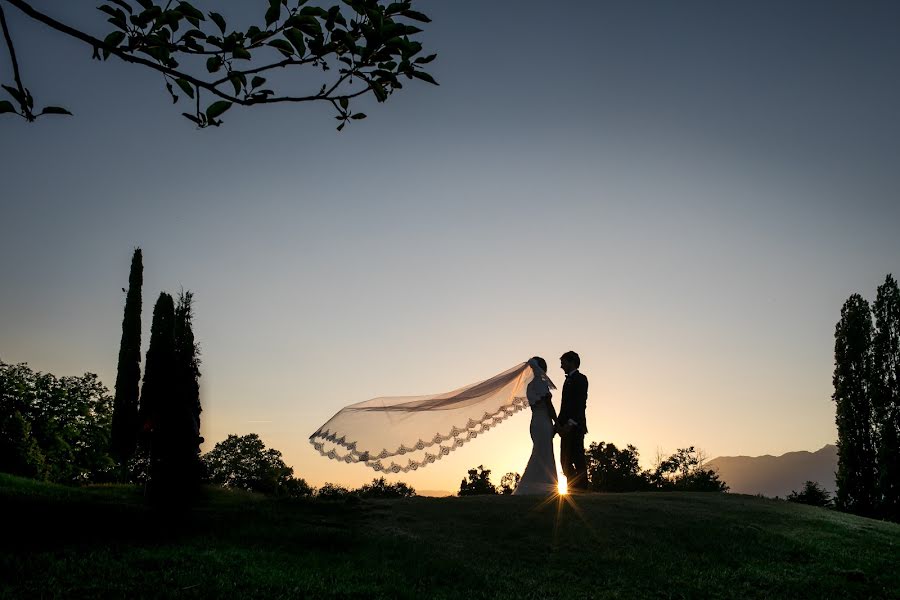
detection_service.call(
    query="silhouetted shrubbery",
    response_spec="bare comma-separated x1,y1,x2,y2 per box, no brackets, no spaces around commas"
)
787,481,832,507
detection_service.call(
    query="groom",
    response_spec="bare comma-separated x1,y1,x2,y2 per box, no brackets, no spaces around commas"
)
557,351,588,492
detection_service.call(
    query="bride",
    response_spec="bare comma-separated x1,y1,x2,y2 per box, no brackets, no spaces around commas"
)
513,357,559,495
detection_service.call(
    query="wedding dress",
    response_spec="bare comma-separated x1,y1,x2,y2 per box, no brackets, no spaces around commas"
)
512,376,558,495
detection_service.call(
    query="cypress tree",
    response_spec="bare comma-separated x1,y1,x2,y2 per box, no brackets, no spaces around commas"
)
872,275,900,520
138,292,176,498
172,290,203,491
833,293,877,516
111,248,143,465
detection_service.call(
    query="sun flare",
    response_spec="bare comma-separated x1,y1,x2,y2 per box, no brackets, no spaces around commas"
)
557,479,568,495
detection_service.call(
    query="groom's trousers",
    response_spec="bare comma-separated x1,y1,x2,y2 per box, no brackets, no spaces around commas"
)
560,432,588,491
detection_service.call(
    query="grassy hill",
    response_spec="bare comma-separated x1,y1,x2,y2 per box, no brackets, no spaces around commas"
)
1,474,898,599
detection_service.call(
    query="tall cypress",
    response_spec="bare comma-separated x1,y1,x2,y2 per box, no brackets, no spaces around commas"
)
872,275,900,520
139,292,176,497
833,293,877,516
111,248,143,464
173,290,203,490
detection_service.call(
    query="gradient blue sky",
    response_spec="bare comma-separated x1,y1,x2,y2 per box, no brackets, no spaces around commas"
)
2,1,899,491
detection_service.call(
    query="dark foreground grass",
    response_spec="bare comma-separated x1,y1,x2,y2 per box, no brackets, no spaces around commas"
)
1,474,898,599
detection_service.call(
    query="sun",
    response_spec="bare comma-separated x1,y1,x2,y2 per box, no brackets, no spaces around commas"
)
557,478,568,495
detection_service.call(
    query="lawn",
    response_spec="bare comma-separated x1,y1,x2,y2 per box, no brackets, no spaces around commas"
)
1,473,898,599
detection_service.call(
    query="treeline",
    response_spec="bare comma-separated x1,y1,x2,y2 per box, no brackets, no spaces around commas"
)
458,443,727,495
833,274,900,521
202,433,415,499
0,361,114,482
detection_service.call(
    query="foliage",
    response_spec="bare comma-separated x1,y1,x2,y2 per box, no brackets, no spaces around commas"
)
111,248,143,465
787,481,832,508
0,360,115,483
585,441,650,492
202,433,311,497
356,477,415,498
872,274,900,521
138,292,177,496
499,472,520,495
0,0,437,129
0,409,46,478
171,290,203,487
458,465,498,496
650,447,728,492
833,293,878,516
315,482,354,500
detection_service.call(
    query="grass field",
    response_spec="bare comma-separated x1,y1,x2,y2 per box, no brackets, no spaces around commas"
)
1,473,898,599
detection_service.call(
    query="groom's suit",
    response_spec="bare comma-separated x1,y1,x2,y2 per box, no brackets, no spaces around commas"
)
558,369,589,491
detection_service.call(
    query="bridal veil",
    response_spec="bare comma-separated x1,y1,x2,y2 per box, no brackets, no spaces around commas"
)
310,361,550,473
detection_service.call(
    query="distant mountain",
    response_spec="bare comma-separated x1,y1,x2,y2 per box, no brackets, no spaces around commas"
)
705,445,837,498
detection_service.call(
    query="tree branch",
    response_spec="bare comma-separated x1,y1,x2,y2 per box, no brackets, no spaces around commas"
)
3,0,371,107
0,0,32,119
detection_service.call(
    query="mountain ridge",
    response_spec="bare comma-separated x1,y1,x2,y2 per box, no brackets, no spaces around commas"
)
706,444,837,498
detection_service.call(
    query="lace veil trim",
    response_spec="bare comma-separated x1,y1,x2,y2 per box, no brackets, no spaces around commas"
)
308,363,533,473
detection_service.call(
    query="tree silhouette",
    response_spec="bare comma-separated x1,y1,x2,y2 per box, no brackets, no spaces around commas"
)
458,465,497,496
585,441,650,492
833,293,878,516
138,292,177,498
357,477,416,498
111,248,143,467
499,472,520,495
651,447,727,492
172,290,203,490
872,275,900,520
202,433,311,496
787,481,832,507
0,0,437,129
0,360,114,483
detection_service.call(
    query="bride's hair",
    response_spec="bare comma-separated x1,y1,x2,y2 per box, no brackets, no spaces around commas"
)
530,356,548,372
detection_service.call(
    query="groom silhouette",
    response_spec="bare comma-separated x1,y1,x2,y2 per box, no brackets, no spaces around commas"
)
558,351,588,491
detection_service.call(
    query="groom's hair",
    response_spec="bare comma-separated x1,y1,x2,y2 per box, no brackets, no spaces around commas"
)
560,351,580,368
531,356,548,372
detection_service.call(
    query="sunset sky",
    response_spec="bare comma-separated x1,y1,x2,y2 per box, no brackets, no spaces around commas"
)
2,1,899,492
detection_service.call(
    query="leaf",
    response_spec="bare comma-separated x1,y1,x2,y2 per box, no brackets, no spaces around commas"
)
414,53,436,65
251,76,266,88
232,45,251,60
109,0,133,13
135,0,154,9
267,39,295,56
410,70,438,85
339,97,349,110
336,121,345,131
350,112,366,119
181,111,201,125
176,2,204,21
228,74,243,95
175,78,194,98
40,106,73,116
206,100,232,120
206,55,223,73
284,28,306,55
0,100,16,114
165,80,178,103
104,31,126,49
209,11,226,34
370,82,387,102
1,84,24,105
401,10,431,23
265,1,281,26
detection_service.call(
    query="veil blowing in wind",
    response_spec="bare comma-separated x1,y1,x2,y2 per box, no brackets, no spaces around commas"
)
309,361,553,474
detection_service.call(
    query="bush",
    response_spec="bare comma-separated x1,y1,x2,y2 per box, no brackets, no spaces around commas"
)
787,481,832,507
